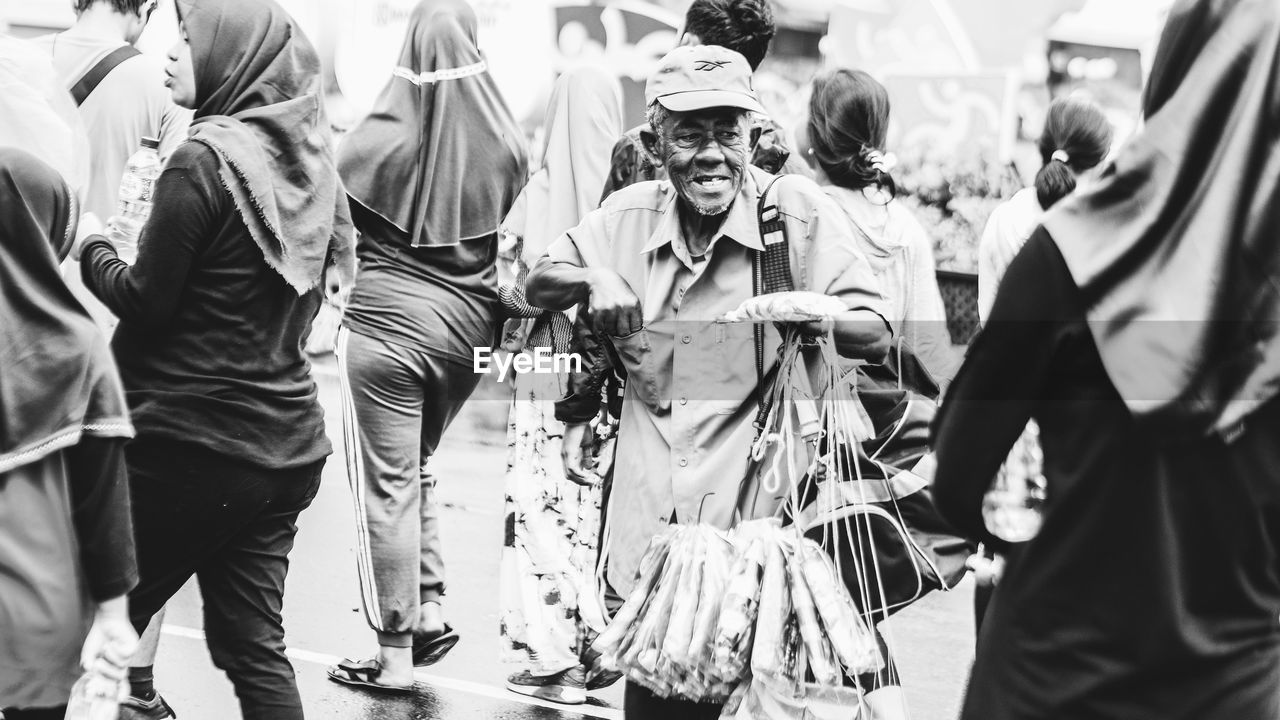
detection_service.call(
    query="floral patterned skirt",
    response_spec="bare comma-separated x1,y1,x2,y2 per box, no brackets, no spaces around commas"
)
499,363,607,675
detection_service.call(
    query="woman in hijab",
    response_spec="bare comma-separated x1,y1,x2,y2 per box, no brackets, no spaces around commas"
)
0,149,137,719
75,0,353,717
933,0,1280,717
329,0,528,693
495,65,621,705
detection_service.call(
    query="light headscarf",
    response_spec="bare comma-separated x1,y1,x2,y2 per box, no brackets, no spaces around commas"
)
178,0,355,294
503,65,623,264
338,0,529,247
1043,0,1280,436
0,149,132,474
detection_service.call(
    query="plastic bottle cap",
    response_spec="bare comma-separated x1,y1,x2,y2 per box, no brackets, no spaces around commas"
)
140,136,160,150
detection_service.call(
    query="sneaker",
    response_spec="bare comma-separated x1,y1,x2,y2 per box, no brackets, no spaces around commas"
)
119,693,177,720
586,667,623,691
505,665,587,705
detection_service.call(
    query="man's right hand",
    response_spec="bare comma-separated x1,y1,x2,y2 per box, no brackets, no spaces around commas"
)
562,422,601,487
587,269,642,337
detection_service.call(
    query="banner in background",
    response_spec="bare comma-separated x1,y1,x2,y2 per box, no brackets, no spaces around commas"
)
884,72,1018,161
824,0,978,78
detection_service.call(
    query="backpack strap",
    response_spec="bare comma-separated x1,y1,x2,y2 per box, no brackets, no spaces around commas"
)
753,174,796,433
71,45,141,107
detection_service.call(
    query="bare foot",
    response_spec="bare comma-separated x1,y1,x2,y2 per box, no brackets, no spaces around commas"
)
417,601,445,637
376,645,414,687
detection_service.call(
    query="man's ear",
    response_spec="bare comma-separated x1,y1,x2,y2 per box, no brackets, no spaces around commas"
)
749,125,763,152
639,127,662,163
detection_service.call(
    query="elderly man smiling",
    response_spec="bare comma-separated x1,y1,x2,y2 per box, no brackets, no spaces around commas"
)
526,45,891,717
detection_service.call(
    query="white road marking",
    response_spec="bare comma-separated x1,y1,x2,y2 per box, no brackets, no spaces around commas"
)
161,625,623,720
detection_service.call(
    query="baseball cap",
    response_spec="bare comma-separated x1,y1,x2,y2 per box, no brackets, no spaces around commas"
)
645,45,766,115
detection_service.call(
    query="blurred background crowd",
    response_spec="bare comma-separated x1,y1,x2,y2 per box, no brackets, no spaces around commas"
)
6,0,1173,284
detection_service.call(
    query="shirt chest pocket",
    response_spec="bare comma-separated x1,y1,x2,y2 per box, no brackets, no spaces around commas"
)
610,326,671,414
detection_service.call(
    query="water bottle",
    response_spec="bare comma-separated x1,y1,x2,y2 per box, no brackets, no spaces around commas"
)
64,671,124,720
106,136,162,265
982,420,1047,542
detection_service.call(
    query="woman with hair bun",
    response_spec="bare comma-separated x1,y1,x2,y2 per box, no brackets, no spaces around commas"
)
978,96,1112,322
803,68,956,386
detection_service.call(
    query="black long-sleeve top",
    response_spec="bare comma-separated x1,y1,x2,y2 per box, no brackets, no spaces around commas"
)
68,437,137,601
932,228,1280,720
81,141,331,470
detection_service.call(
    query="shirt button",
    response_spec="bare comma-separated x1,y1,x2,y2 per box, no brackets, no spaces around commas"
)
679,396,688,405
681,334,692,344
678,457,689,467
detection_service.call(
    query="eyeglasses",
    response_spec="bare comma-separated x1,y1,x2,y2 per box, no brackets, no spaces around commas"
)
668,129,746,151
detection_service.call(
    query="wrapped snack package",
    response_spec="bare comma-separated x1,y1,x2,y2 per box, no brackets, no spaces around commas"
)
799,540,884,675
780,612,806,690
789,541,842,686
718,291,849,323
591,527,676,668
687,533,733,667
750,536,791,680
713,537,766,678
628,542,686,676
661,531,705,673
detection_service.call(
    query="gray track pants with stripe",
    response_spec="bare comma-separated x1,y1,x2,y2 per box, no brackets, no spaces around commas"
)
336,327,482,647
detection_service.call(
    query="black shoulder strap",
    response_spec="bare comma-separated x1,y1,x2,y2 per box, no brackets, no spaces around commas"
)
71,45,141,107
753,174,796,433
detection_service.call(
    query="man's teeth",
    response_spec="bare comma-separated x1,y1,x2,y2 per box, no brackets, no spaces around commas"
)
695,177,727,187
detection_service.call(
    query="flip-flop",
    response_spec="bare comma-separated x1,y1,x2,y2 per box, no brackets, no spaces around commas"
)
327,658,413,695
412,624,460,667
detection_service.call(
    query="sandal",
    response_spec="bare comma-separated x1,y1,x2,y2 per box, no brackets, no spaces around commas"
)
326,658,414,695
412,624,460,667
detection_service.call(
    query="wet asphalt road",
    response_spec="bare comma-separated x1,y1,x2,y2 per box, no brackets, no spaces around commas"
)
146,357,974,719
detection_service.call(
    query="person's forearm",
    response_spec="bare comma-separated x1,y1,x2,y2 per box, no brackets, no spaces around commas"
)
68,437,138,602
526,261,595,311
80,234,184,329
831,310,892,362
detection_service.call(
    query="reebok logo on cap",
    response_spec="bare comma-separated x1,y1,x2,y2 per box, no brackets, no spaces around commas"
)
645,45,766,115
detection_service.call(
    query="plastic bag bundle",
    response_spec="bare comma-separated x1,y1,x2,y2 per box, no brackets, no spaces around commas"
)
590,523,741,701
745,524,884,700
590,518,883,704
717,291,850,323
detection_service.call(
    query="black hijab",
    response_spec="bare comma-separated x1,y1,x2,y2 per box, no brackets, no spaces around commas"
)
178,0,355,293
338,0,528,247
0,149,132,474
1043,0,1280,436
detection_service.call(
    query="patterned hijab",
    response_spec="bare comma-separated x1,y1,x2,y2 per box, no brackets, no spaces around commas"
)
338,0,528,247
0,149,132,474
503,65,622,265
178,0,355,294
1043,0,1280,437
